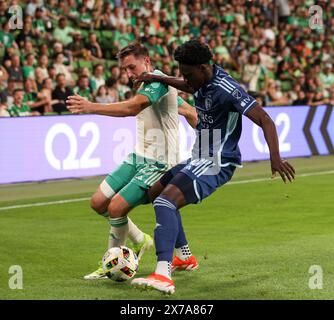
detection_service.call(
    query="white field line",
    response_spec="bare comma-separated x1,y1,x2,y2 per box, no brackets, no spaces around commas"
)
0,197,90,211
228,169,334,185
0,170,333,212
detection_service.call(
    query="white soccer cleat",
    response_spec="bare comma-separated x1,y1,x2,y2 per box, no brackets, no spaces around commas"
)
83,263,108,280
128,233,154,261
131,273,175,295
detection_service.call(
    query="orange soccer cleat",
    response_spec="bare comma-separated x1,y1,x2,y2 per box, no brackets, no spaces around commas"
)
171,255,199,272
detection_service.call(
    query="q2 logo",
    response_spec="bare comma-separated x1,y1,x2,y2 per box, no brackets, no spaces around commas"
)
253,113,291,153
45,122,101,170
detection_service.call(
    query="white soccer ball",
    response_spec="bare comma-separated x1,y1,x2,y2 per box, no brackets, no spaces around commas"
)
102,246,139,282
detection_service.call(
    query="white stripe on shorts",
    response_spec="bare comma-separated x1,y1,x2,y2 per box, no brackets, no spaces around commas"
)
100,180,116,199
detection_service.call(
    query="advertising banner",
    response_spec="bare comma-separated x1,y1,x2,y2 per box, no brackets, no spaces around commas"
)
1,105,333,184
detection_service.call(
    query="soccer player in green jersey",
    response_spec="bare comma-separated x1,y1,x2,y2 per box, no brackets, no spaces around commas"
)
67,43,197,280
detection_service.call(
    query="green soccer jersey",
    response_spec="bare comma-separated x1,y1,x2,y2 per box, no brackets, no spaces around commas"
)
73,87,92,100
101,70,185,207
8,104,32,117
23,92,37,103
135,69,184,166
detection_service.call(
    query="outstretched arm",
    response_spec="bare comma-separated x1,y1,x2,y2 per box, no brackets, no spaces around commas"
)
136,72,195,94
178,100,198,128
246,105,295,183
66,94,150,117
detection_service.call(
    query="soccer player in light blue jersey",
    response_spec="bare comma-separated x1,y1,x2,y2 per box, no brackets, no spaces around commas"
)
132,39,295,294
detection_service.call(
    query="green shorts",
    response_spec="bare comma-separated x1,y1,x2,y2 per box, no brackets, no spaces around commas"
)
102,153,168,207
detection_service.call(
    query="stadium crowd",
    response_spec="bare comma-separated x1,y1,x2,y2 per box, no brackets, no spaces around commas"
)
0,0,334,117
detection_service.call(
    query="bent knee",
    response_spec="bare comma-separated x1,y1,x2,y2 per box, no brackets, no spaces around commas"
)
107,196,131,218
90,196,108,215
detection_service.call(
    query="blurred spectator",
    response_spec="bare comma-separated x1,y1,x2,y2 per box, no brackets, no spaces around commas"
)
116,72,131,101
0,103,9,117
266,79,290,106
7,88,35,117
6,54,24,87
40,77,57,113
25,0,41,17
53,17,76,47
35,67,47,91
85,32,103,60
327,87,334,106
0,22,18,49
110,65,121,80
73,75,93,100
0,65,8,87
53,53,74,86
52,73,73,114
242,53,264,92
23,78,48,114
95,84,117,104
32,7,48,39
292,91,307,106
258,45,275,72
105,78,120,103
91,64,105,94
16,20,35,49
319,63,334,92
0,0,334,114
22,53,36,80
69,33,86,59
37,54,49,79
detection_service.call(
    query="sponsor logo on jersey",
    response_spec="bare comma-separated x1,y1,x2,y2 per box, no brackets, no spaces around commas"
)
232,89,242,100
205,95,212,110
241,96,251,107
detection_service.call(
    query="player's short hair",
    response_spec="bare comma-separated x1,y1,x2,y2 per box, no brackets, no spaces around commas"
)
116,43,149,60
174,39,213,66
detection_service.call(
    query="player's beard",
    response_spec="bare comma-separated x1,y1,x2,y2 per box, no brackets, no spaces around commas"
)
129,78,140,91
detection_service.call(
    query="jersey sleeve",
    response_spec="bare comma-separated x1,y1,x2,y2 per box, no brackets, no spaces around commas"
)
219,80,257,115
137,81,168,105
177,95,184,106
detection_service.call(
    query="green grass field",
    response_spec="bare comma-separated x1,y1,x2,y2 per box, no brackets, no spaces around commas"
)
1,155,334,300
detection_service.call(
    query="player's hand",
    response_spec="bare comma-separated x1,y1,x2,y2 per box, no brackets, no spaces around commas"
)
271,157,295,183
134,72,157,86
66,94,92,114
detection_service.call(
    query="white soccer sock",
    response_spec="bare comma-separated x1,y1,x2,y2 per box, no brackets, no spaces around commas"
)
127,217,144,244
175,244,192,260
155,261,172,279
108,216,129,249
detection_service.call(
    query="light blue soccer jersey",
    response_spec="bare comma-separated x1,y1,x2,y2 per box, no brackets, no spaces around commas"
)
192,64,257,166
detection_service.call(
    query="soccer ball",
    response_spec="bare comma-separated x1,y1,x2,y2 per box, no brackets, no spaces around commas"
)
102,246,139,282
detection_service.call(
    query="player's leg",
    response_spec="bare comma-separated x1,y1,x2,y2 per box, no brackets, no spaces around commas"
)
148,166,198,272
119,160,170,259
84,154,147,280
110,181,153,260
90,154,136,218
131,180,188,294
132,162,236,293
